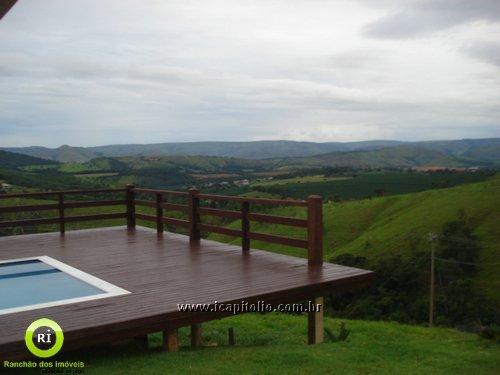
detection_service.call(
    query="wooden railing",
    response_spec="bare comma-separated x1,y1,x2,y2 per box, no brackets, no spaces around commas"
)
0,185,323,265
0,188,128,234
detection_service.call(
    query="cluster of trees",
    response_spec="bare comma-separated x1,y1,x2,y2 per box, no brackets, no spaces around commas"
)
330,211,497,329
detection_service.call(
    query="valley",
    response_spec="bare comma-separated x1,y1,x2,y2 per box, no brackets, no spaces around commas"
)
1,141,499,329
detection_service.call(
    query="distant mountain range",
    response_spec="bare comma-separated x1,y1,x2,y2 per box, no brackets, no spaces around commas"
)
278,146,480,169
1,140,402,162
2,138,499,166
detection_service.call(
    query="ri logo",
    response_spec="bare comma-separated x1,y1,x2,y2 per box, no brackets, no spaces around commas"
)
25,318,64,358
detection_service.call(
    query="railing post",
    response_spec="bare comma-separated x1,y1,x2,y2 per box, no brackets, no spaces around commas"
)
308,296,324,344
307,195,323,266
241,201,250,252
188,188,200,241
58,193,65,235
126,184,136,230
156,193,164,233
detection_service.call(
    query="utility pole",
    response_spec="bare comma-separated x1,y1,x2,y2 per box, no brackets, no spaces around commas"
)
428,233,437,327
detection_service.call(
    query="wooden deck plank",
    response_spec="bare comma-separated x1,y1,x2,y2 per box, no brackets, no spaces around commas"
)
0,226,372,358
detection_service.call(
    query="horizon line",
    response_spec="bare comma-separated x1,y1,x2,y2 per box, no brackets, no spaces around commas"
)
2,136,499,149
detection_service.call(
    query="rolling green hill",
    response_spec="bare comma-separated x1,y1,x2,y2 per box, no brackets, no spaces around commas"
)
1,145,98,163
44,155,268,175
0,150,98,191
0,149,57,169
51,155,271,190
210,176,500,305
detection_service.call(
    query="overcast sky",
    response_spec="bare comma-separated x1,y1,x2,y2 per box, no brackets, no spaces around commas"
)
1,0,499,147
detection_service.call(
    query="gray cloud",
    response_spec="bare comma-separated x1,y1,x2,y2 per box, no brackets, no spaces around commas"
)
328,49,385,69
465,41,500,67
365,0,500,39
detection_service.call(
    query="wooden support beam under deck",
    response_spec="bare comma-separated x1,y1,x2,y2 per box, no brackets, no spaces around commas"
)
307,296,324,344
191,324,203,347
163,329,179,352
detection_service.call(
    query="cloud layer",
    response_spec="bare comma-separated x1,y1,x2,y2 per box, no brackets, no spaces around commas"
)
364,0,500,39
0,0,499,147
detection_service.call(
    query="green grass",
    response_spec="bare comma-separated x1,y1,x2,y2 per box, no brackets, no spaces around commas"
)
44,314,500,374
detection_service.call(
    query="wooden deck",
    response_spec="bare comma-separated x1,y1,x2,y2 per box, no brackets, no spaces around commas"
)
0,226,372,358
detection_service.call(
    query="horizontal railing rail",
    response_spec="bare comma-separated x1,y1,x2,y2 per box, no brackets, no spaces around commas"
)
0,184,323,265
0,188,128,234
132,186,322,265
197,193,309,207
133,187,188,197
0,188,126,199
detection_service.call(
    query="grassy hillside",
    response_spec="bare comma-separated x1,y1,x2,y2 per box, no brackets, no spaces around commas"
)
0,149,57,169
50,314,499,374
0,149,99,191
1,145,98,163
210,176,500,303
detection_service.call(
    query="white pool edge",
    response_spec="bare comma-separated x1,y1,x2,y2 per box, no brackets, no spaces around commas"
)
0,255,130,316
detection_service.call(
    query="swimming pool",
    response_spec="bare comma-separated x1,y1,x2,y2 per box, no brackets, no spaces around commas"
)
0,256,129,315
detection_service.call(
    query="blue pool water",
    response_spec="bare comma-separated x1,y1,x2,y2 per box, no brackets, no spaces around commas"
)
0,259,104,311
